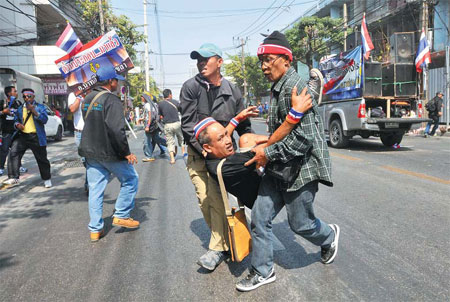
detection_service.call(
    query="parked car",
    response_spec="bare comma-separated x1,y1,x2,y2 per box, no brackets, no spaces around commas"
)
43,104,64,141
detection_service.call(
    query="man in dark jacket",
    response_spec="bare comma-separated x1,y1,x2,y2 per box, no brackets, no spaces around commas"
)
180,43,253,271
3,88,51,188
79,66,139,242
424,92,444,137
0,86,24,176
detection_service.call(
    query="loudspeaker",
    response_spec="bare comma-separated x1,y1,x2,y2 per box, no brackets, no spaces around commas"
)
382,63,416,97
364,62,382,96
346,32,362,50
390,33,415,63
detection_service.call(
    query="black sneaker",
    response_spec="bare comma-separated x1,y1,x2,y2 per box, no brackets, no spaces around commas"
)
321,224,340,264
197,250,229,271
236,268,276,292
308,68,324,105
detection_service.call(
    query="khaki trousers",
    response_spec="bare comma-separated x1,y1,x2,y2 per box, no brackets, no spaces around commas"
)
164,121,183,153
186,146,229,251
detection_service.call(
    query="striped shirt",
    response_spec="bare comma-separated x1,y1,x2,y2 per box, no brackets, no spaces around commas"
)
264,67,333,191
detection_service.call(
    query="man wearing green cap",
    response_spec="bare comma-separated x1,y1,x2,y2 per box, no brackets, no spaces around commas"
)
180,43,256,271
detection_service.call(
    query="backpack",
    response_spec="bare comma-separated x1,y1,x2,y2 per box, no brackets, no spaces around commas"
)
425,98,437,113
148,101,163,133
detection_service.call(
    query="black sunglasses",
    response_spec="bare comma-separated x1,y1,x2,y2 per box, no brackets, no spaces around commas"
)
23,95,33,98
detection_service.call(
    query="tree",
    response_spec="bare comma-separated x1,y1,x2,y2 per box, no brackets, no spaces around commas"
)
127,71,160,107
285,16,350,68
224,54,271,104
76,0,144,61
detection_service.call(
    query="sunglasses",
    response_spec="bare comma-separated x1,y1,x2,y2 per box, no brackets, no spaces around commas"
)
23,94,33,98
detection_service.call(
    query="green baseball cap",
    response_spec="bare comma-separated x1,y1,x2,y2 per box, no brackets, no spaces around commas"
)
190,43,222,60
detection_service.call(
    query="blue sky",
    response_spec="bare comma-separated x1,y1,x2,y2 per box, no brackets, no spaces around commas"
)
110,0,318,97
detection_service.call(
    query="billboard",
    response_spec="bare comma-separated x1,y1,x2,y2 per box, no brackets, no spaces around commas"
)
319,46,363,100
54,30,133,96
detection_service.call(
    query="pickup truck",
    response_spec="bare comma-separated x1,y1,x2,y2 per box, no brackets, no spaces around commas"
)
318,46,429,148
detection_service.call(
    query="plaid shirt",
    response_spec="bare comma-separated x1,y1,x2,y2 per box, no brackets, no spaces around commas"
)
264,67,333,191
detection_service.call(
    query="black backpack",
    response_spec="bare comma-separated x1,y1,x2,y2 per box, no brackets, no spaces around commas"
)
425,98,437,113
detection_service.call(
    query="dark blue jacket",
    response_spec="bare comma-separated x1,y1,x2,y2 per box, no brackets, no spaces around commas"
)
14,102,48,146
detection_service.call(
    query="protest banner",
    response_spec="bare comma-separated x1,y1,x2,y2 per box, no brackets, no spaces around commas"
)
55,30,134,95
319,46,363,101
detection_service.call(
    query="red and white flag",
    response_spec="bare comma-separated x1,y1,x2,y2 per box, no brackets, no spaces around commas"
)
361,13,374,60
55,23,83,56
415,29,431,73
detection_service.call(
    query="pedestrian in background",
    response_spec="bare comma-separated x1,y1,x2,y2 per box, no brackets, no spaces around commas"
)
158,89,185,164
68,91,88,193
141,93,168,162
3,88,51,188
180,43,253,271
424,92,444,137
79,66,140,242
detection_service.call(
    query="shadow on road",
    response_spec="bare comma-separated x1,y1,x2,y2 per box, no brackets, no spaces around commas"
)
0,252,18,272
272,221,320,270
330,137,414,153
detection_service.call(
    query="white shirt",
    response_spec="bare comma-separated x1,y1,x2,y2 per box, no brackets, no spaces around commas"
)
68,92,84,130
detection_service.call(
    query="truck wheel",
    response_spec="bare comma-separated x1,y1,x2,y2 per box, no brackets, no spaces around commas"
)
380,132,403,147
54,126,63,141
329,119,349,148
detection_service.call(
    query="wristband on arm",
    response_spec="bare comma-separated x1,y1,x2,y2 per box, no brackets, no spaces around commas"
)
285,108,304,124
230,117,240,127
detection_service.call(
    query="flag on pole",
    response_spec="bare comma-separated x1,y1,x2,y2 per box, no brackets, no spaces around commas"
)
55,23,83,56
415,29,431,73
361,13,374,60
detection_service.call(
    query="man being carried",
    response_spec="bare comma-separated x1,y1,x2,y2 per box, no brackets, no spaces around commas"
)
158,89,185,164
197,86,313,209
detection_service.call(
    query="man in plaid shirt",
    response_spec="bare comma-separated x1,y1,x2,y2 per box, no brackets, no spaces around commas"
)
236,31,340,292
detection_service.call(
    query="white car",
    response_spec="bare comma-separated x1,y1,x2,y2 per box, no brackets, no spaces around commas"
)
43,104,64,141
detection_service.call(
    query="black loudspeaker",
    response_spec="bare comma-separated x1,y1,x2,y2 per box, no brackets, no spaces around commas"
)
364,62,382,96
346,32,362,50
389,33,415,63
382,63,416,97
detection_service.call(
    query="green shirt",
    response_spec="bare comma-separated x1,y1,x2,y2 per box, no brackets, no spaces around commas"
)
264,67,333,191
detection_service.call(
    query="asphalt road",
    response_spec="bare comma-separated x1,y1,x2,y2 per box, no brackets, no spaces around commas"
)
0,120,449,301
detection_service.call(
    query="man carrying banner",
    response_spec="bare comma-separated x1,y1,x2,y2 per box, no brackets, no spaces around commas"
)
79,65,139,242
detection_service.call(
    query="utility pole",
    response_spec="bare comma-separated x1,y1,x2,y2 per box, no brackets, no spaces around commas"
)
240,37,248,104
143,0,150,91
343,3,347,51
446,45,449,129
98,0,105,35
422,0,429,101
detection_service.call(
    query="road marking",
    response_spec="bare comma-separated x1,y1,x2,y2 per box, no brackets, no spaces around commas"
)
381,165,450,185
330,152,363,161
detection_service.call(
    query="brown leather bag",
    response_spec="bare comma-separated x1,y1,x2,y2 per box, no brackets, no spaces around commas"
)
217,159,251,262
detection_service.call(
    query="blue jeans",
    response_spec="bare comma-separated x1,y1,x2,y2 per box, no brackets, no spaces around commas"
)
143,131,167,158
86,159,139,232
425,115,440,135
250,177,334,277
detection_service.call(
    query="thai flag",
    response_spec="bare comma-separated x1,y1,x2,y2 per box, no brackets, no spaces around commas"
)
55,23,83,56
415,29,431,73
361,13,374,60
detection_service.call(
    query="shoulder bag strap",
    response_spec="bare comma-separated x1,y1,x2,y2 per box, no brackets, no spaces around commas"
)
165,100,178,111
217,158,232,217
85,91,108,119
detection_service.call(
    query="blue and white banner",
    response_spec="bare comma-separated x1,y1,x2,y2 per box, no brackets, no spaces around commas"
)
55,30,134,96
319,46,363,100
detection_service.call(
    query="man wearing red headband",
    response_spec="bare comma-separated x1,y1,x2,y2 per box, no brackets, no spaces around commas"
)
236,31,339,292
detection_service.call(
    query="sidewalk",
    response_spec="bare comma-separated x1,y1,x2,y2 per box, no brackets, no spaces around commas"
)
0,134,81,204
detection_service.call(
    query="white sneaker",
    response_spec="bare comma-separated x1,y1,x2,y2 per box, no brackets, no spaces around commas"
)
3,178,19,185
0,169,4,176
44,179,52,188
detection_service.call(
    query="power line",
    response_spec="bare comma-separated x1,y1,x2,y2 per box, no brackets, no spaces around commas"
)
5,0,37,24
235,0,278,37
246,0,294,37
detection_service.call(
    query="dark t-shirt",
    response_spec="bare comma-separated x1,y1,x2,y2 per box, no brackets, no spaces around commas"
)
0,98,22,134
206,151,261,209
158,99,180,124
